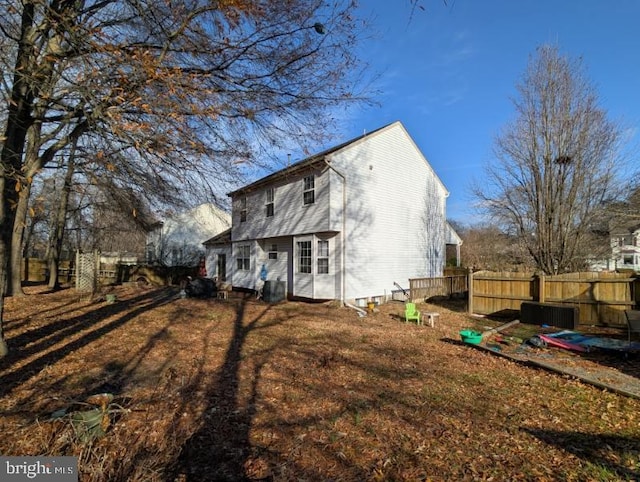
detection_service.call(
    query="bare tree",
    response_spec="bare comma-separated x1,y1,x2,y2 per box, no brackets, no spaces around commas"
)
454,223,534,271
45,145,78,290
473,46,623,275
0,0,371,357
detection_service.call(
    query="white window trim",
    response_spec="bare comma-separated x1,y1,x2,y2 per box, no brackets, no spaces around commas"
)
317,239,329,274
297,240,312,274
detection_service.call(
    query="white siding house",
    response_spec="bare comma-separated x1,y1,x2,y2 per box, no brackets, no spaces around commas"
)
146,203,231,267
226,121,458,304
591,228,640,272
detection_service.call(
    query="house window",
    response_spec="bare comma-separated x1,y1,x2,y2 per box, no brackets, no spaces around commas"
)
146,243,155,263
265,188,274,217
303,175,315,205
317,240,329,274
268,244,278,260
297,241,311,273
236,245,250,270
623,255,634,266
240,197,247,222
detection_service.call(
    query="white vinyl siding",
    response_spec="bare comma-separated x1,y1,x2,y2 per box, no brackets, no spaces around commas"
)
329,123,448,301
258,237,292,296
232,169,332,241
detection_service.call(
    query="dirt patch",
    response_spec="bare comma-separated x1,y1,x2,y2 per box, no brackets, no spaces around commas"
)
462,316,640,399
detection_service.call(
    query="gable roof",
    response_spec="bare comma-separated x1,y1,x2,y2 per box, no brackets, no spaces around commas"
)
203,227,231,246
228,122,396,197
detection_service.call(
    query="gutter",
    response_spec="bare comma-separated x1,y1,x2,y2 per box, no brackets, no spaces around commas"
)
324,156,346,305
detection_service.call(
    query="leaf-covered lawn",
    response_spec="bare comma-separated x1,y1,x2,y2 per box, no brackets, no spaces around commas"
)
0,285,639,481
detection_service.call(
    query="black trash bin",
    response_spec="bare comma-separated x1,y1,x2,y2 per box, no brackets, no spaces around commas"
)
263,280,285,303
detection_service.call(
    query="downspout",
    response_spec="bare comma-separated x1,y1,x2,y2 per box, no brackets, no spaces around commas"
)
324,156,346,306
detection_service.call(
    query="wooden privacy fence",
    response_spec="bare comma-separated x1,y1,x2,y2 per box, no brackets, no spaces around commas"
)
469,271,640,327
409,275,468,301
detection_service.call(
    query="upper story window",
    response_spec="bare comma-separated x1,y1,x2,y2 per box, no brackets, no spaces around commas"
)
619,235,634,247
303,175,315,205
240,197,247,222
265,188,274,217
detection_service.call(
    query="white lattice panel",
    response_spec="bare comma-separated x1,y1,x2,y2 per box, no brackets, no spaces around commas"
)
76,251,97,293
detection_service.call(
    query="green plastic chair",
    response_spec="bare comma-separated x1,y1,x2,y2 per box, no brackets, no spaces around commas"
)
404,302,421,324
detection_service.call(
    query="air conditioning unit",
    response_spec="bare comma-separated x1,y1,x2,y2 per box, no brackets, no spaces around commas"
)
520,302,579,329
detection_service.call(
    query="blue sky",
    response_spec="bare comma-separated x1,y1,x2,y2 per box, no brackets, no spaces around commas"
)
332,0,640,224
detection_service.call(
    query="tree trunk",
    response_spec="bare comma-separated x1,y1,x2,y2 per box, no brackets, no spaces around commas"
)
9,182,32,296
0,176,11,357
0,176,20,358
0,3,37,357
48,154,76,290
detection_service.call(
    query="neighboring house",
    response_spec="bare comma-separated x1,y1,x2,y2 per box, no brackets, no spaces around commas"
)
100,252,139,266
445,222,463,267
146,203,231,267
591,227,640,272
210,121,461,305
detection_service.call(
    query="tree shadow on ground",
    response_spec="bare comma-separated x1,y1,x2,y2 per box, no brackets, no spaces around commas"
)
522,428,640,479
167,299,327,481
0,288,177,398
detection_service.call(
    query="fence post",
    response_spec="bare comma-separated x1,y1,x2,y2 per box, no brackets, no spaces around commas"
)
538,273,545,303
467,268,474,315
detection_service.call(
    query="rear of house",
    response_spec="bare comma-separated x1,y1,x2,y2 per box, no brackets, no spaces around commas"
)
210,121,455,304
